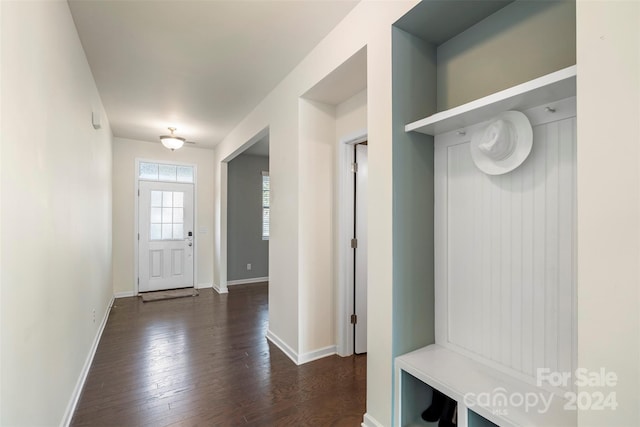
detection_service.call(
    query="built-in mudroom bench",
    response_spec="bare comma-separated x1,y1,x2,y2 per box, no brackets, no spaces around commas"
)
396,345,575,427
390,1,577,426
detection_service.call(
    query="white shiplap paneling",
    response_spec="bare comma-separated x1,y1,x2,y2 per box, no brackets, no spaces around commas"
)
435,97,576,388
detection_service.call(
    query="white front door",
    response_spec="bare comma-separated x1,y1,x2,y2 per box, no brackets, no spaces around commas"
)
138,181,194,292
355,144,368,354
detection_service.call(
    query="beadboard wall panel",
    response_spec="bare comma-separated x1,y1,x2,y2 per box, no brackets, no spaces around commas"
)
434,98,576,388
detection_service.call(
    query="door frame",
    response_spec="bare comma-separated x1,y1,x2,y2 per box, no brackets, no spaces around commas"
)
336,128,367,356
134,158,198,295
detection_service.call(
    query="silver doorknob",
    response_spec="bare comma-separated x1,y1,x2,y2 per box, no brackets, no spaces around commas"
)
188,242,192,247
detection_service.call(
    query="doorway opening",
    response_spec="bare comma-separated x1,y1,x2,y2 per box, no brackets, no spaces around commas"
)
226,136,270,288
336,129,368,356
217,127,270,296
353,141,368,355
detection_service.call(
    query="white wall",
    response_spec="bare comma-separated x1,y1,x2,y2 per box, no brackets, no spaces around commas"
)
298,99,336,355
336,89,367,138
0,1,113,425
212,2,416,423
112,138,214,295
576,1,640,425
297,90,368,359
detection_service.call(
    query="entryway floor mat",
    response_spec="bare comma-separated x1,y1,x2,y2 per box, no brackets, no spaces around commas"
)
140,288,199,302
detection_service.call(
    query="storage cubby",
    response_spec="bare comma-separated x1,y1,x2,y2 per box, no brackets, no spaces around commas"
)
398,371,437,427
468,412,498,427
391,1,577,426
394,0,576,114
397,370,461,427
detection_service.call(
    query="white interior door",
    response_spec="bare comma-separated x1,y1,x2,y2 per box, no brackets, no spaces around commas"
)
138,181,194,292
355,144,368,354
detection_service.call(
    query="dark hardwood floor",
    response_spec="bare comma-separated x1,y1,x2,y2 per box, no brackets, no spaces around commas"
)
71,283,366,426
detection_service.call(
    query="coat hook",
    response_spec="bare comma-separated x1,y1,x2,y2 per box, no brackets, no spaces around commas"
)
545,106,556,113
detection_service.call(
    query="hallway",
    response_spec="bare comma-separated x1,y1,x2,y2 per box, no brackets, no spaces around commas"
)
71,284,366,426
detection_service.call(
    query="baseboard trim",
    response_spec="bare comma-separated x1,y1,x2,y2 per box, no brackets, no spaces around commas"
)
196,283,213,289
265,330,336,366
114,290,135,298
362,413,385,427
226,276,269,286
212,283,228,294
266,329,298,365
298,345,336,364
61,295,114,427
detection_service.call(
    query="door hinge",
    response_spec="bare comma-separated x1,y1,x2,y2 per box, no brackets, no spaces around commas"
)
138,233,140,241
351,314,357,324
137,277,139,285
351,162,358,173
138,189,140,196
350,238,358,249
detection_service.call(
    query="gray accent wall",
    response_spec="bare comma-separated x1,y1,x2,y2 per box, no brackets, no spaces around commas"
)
227,154,269,281
392,27,437,358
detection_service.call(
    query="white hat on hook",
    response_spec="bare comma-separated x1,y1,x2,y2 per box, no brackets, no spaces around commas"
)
470,110,533,175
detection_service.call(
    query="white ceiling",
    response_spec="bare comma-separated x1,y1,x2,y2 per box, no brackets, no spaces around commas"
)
68,0,360,148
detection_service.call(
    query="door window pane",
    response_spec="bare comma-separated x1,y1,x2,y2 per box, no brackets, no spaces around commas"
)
174,192,184,208
177,166,194,183
151,191,162,207
140,162,159,180
162,208,173,223
162,224,173,240
140,162,194,183
162,192,173,207
159,164,177,182
151,208,162,223
173,207,183,224
173,224,184,239
150,224,162,240
149,190,186,241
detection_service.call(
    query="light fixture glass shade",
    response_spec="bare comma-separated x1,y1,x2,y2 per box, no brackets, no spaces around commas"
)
160,136,185,150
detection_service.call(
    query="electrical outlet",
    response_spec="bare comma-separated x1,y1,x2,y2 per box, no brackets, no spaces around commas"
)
247,263,252,270
92,309,96,323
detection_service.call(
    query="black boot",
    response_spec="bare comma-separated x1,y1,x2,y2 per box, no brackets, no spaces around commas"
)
421,389,447,422
439,397,457,427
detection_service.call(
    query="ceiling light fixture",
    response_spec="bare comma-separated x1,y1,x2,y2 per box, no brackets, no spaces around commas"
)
159,127,186,151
